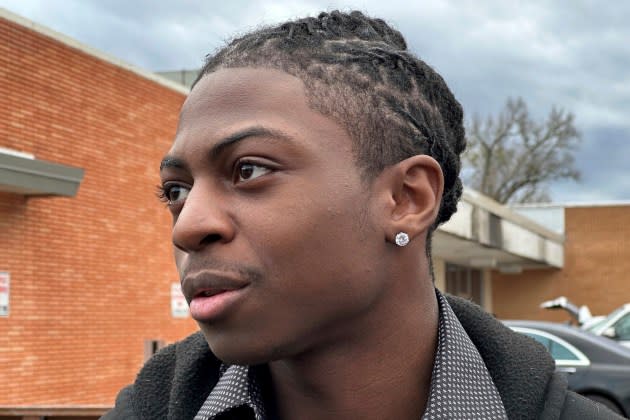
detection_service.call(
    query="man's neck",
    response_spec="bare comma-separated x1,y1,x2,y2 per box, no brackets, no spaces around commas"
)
268,276,438,420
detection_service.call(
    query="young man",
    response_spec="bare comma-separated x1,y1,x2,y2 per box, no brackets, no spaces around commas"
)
104,11,622,420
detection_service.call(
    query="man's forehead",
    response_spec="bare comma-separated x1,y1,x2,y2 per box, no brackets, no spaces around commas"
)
173,68,308,138
185,67,306,109
175,69,344,135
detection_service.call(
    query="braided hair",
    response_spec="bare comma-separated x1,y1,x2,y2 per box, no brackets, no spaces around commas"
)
195,10,465,235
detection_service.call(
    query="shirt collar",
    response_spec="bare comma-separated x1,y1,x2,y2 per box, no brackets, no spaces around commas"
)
195,289,507,420
422,290,507,419
194,364,267,420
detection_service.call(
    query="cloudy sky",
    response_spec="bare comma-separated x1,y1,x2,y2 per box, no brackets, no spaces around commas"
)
2,0,628,203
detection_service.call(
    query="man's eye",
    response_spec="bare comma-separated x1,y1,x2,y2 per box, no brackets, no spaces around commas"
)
163,185,190,204
236,162,271,183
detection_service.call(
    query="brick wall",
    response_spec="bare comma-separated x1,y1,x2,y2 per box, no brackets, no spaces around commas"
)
492,205,630,321
0,16,199,405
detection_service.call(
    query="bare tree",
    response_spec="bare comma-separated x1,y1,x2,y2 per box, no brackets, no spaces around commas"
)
463,97,581,204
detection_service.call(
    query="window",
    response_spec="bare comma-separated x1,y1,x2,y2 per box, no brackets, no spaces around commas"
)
526,332,552,349
613,314,630,340
523,332,581,361
511,327,589,367
445,263,483,306
144,339,165,362
549,340,581,361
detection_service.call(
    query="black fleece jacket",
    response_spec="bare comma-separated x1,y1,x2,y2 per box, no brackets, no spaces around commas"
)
102,295,624,419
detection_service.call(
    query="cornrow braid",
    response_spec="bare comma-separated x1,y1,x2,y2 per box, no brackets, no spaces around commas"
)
194,10,465,233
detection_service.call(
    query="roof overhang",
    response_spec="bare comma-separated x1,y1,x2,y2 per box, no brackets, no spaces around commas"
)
0,150,84,197
434,189,564,271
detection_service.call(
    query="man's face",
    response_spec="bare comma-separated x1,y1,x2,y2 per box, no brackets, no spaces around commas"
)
161,68,390,364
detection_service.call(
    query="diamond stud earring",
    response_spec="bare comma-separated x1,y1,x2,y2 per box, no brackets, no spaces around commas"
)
395,232,409,247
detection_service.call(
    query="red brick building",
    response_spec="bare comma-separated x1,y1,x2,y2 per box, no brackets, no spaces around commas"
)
0,9,198,415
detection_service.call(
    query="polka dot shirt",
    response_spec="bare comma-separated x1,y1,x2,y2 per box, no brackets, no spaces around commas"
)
195,290,507,419
422,291,507,419
194,364,266,420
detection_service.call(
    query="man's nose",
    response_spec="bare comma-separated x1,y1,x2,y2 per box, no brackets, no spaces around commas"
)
171,185,235,253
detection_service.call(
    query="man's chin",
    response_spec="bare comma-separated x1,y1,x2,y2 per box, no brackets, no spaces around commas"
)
200,328,286,366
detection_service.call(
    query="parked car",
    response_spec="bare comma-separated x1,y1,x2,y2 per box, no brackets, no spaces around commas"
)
585,304,630,348
505,320,630,416
540,296,630,348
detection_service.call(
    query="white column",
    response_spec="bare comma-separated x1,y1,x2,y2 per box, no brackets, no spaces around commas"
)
482,269,493,313
432,257,446,292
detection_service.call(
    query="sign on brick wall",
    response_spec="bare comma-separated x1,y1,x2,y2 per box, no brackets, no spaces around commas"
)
171,282,189,318
0,272,9,317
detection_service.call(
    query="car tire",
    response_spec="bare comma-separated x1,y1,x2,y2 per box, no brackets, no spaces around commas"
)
582,394,624,415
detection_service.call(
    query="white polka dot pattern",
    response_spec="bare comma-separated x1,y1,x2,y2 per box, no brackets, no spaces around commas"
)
194,364,265,420
422,291,507,419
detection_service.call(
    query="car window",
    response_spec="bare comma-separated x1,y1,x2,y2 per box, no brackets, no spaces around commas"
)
585,318,607,332
614,314,630,340
590,306,627,334
525,332,552,349
549,340,580,360
523,332,581,361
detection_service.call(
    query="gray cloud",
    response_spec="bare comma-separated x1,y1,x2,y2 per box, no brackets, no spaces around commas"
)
2,0,629,202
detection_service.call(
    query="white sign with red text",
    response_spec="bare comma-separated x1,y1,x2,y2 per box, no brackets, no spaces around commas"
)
171,282,189,318
0,272,9,317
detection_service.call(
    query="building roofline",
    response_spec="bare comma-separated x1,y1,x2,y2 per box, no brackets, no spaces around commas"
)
1,7,189,95
512,200,630,209
437,188,565,269
462,188,564,242
0,148,84,197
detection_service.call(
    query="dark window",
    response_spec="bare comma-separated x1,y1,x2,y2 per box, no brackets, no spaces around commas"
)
144,339,165,362
445,263,483,306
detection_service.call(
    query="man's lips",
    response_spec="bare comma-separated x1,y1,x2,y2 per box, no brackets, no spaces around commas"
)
181,271,250,321
194,288,230,299
182,270,250,303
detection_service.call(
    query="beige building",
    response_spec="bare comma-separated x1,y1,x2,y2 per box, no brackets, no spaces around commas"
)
430,190,564,315
431,193,630,323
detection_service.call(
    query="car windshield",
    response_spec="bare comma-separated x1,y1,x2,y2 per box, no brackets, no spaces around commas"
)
585,306,626,333
584,318,608,332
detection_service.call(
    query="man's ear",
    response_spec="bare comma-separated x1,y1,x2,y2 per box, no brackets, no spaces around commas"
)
380,155,444,244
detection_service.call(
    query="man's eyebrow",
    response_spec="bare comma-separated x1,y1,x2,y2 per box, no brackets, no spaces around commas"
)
209,126,295,158
159,126,294,172
159,156,188,172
